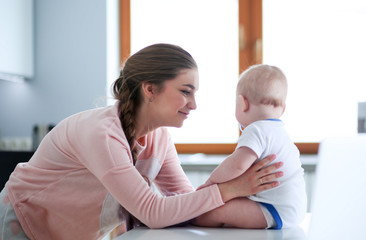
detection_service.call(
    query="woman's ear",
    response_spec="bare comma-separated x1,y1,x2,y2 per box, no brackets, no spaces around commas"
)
141,82,155,100
238,94,249,112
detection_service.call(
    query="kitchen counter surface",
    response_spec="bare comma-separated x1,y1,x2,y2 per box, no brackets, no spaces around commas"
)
116,214,311,240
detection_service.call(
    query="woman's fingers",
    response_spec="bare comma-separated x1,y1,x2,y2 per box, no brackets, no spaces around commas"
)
257,161,284,178
256,158,284,191
258,170,283,189
260,170,283,184
251,154,277,172
257,181,280,192
218,154,284,200
249,154,283,193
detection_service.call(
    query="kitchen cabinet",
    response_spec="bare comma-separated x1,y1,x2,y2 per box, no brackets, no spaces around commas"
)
0,151,33,188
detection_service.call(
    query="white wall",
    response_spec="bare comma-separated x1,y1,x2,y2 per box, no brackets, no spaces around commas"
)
0,0,34,79
0,0,109,138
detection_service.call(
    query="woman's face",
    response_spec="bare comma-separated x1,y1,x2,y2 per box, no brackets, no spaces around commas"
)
152,69,199,128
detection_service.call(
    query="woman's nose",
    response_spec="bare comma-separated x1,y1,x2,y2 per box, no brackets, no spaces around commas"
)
188,96,197,110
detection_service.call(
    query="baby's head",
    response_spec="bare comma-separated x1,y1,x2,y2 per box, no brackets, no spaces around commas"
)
237,64,287,107
236,64,287,126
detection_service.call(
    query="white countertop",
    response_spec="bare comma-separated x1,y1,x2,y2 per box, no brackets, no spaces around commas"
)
117,214,311,240
117,226,306,240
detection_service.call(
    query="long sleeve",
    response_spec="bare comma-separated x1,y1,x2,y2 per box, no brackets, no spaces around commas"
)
153,135,195,196
5,104,225,239
100,129,224,228
101,156,223,228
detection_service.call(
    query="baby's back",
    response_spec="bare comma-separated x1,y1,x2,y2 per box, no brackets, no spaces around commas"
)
238,120,307,227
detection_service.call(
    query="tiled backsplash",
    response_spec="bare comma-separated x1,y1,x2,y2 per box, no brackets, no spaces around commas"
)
0,137,32,151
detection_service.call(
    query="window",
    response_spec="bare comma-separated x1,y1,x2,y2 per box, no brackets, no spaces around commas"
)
129,0,239,144
120,0,324,154
262,0,366,142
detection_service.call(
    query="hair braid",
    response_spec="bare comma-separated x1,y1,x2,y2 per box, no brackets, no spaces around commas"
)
113,75,139,165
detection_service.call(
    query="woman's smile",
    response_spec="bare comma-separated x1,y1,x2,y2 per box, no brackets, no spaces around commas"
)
178,110,190,117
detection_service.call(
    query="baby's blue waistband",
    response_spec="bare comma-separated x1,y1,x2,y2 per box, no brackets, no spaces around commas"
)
259,202,283,229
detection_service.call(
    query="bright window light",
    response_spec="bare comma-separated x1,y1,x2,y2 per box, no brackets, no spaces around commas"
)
263,0,366,142
131,0,239,143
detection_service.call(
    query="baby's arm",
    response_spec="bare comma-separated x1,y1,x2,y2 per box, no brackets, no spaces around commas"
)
198,147,258,189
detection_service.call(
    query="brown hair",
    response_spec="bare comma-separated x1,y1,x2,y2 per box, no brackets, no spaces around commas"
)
112,43,197,164
237,64,287,108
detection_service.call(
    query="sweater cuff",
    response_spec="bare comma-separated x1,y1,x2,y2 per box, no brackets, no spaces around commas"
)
210,184,225,206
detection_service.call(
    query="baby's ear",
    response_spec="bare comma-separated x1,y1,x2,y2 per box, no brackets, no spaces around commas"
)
281,104,286,115
238,94,249,112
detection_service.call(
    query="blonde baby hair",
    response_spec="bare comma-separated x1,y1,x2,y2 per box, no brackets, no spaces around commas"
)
237,64,287,108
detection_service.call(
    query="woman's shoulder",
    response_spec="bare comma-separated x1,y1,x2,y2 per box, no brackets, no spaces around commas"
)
53,104,124,142
64,104,119,126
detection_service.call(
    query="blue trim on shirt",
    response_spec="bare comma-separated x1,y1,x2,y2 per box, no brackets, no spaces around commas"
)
260,202,283,229
266,118,282,122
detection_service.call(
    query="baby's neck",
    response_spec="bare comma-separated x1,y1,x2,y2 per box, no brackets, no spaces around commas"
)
247,104,283,125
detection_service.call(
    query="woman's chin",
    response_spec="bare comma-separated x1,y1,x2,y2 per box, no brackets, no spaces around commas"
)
169,121,184,128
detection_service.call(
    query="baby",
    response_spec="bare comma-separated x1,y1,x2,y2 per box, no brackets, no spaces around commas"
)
195,64,307,229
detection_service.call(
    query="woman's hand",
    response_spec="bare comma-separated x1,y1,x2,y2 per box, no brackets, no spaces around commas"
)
217,154,283,202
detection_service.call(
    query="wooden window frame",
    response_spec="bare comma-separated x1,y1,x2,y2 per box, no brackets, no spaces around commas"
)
119,0,319,155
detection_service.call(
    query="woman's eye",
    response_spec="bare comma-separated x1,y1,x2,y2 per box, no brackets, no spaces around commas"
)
181,90,190,96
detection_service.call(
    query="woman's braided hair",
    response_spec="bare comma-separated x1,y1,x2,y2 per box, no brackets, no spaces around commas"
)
112,43,197,165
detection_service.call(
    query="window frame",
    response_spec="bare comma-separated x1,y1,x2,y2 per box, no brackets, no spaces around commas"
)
119,0,319,155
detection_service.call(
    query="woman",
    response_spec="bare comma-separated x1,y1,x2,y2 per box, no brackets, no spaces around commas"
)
0,44,283,239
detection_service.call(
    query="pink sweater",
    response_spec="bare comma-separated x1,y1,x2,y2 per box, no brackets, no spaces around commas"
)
5,104,224,240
